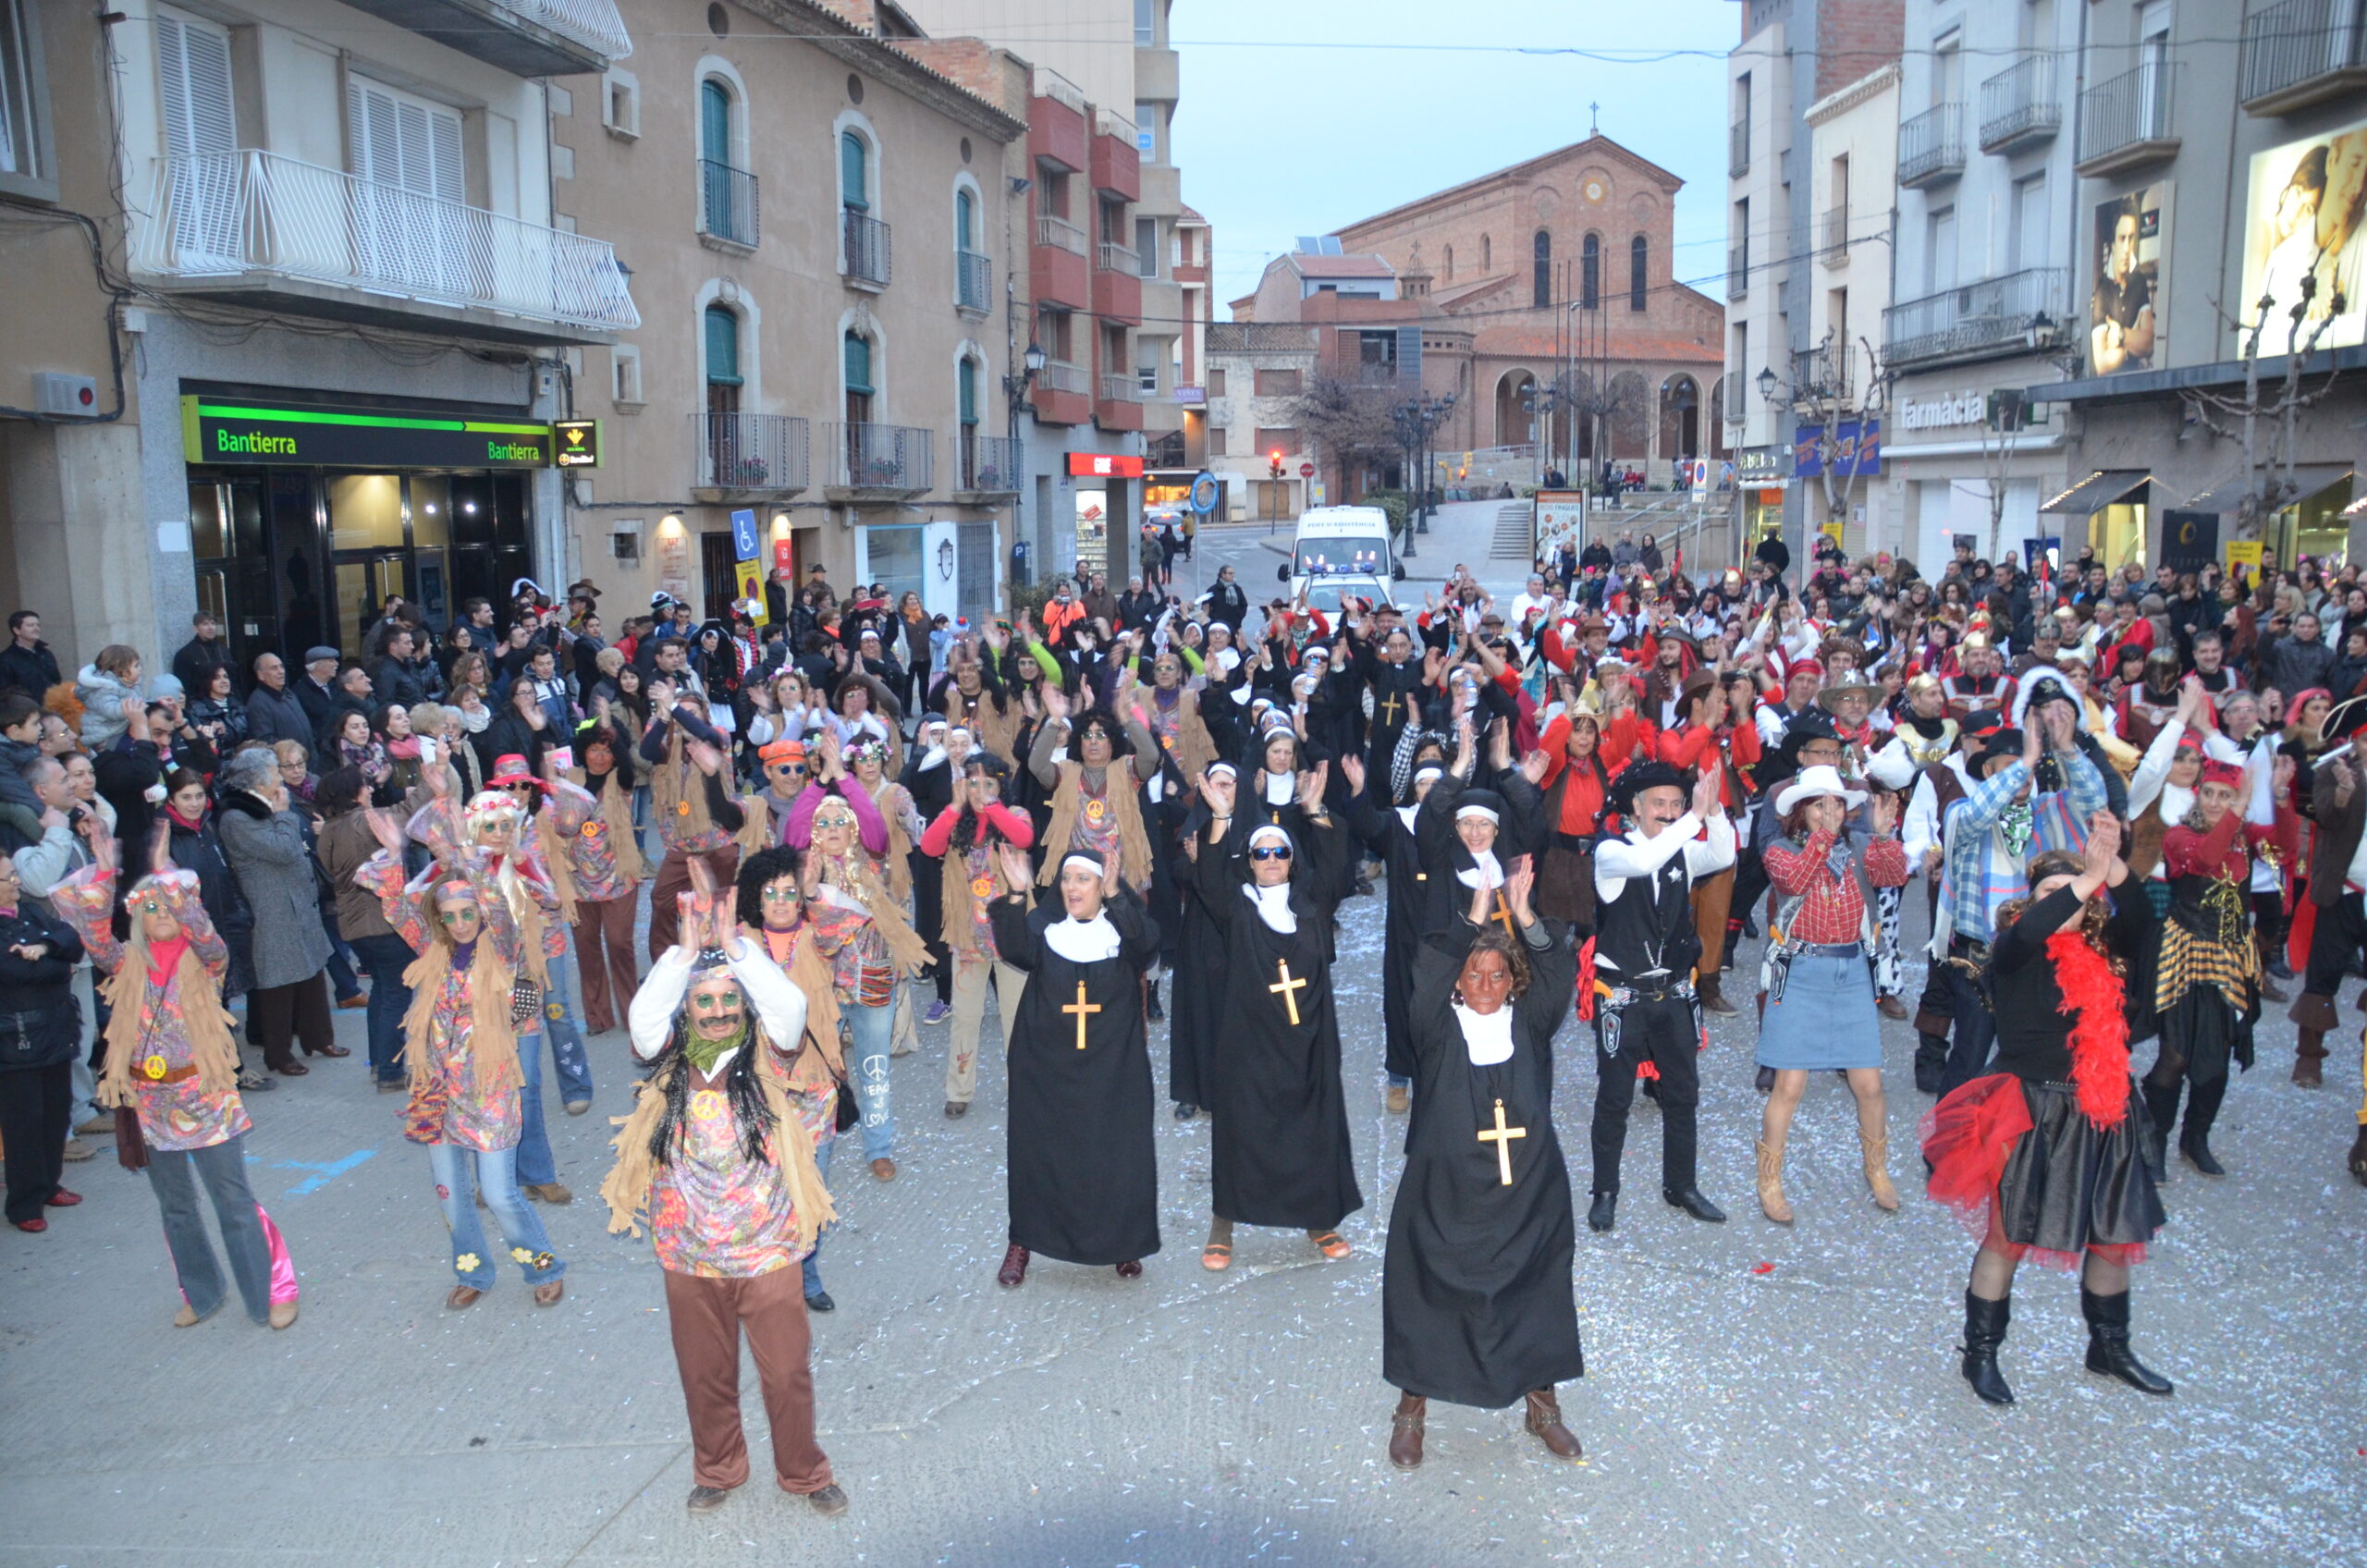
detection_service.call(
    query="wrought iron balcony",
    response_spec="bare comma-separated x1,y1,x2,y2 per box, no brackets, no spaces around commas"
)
1790,341,1854,405
131,149,638,342
1882,266,2066,369
956,249,992,312
828,423,932,496
1979,53,2060,152
693,412,808,496
697,158,757,249
1898,104,1965,188
841,209,891,288
2077,62,2180,176
333,0,630,78
2240,0,2367,115
956,432,1021,496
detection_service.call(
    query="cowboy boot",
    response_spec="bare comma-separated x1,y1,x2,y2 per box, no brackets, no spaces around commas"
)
1755,1134,1793,1224
1388,1392,1426,1469
1524,1388,1583,1460
1859,1125,1900,1212
1959,1292,2014,1406
2294,1027,2327,1089
1698,971,1737,1017
2081,1288,2174,1395
995,1243,1029,1288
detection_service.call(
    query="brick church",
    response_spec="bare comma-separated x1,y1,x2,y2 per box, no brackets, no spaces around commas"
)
1333,133,1727,480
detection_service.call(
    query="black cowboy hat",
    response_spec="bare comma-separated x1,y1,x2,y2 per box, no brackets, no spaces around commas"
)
1607,759,1686,816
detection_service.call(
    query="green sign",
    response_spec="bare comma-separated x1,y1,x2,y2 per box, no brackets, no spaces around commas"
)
554,418,600,469
179,395,555,471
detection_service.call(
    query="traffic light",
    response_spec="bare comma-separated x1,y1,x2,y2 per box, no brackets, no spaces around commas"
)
1269,450,1284,481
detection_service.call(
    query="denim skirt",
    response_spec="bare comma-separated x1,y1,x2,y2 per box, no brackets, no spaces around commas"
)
1757,947,1883,1071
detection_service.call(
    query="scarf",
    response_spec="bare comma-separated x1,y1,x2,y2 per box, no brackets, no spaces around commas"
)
684,1013,748,1076
164,802,205,834
2047,926,2131,1130
1996,799,2035,859
146,933,190,989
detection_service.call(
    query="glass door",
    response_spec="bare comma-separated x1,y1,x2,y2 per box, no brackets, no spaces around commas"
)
331,554,408,661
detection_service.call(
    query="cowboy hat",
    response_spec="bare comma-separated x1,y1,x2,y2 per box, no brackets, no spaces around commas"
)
1773,765,1866,818
1816,680,1880,713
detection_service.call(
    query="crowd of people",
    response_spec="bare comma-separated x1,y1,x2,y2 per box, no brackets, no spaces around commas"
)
2,526,2362,1513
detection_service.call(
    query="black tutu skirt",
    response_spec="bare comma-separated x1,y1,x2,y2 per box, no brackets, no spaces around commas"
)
1921,1074,2166,1271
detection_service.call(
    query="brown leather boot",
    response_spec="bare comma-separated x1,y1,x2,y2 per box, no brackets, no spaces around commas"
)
1388,1392,1426,1469
1755,1134,1793,1224
995,1243,1029,1288
1524,1388,1583,1460
1860,1126,1900,1212
2294,1029,2327,1088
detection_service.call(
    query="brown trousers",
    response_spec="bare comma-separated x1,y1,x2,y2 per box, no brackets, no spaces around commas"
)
251,971,334,1070
1691,867,1734,990
649,845,741,962
573,893,641,1035
664,1264,834,1494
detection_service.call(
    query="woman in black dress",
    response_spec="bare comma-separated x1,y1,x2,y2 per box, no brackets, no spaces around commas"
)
1921,813,2174,1407
1189,762,1360,1270
1382,864,1581,1469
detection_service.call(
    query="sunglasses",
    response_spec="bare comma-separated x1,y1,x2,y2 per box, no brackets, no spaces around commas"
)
436,907,480,926
768,760,808,776
760,885,802,903
1249,845,1293,862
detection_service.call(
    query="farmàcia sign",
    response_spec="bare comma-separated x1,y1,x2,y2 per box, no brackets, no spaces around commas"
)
180,396,557,471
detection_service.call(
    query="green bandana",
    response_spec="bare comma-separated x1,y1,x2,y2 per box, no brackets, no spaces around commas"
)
1996,799,2035,860
684,1015,750,1076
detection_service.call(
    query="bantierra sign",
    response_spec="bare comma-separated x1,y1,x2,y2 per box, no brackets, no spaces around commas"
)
180,396,557,471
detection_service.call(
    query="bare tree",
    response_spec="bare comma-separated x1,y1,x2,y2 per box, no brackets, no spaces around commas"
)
1284,372,1400,490
1787,330,1890,550
2181,265,2346,546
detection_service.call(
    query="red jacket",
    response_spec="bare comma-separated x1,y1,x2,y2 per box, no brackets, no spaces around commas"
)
1656,719,1761,812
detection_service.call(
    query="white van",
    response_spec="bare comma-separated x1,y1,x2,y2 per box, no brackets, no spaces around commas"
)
1276,505,1402,610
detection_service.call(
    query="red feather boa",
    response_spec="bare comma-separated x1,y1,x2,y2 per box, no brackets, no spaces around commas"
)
2045,927,2130,1130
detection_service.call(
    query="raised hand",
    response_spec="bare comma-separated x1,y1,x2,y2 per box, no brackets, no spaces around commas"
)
1520,747,1551,786
1690,769,1719,821
687,854,717,901
1198,768,1236,815
1870,790,1900,837
1041,684,1071,722
149,817,174,876
685,738,725,778
1298,759,1330,815
995,839,1032,890
1503,857,1536,923
1338,752,1366,797
366,807,406,855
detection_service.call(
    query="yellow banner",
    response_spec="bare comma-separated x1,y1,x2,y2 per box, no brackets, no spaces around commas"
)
733,560,767,624
2225,540,2264,573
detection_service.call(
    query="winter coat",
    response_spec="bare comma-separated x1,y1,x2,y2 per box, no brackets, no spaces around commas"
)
0,901,84,1072
74,663,141,751
244,682,313,748
166,807,257,998
215,790,333,989
0,641,62,701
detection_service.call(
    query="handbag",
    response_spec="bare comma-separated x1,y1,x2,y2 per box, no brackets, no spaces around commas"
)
832,1017,861,1133
114,1104,151,1171
510,977,545,1026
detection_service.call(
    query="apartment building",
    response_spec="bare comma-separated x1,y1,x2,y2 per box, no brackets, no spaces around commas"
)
559,0,1027,627
1724,0,1904,559
901,0,1203,588
2035,0,2367,571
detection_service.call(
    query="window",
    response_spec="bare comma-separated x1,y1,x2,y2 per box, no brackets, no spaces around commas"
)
1138,358,1159,395
1532,229,1551,309
1134,101,1157,158
1629,235,1648,311
1255,428,1300,457
2013,175,2049,273
611,343,644,407
1207,367,1225,398
1134,0,1155,45
157,8,236,160
1137,216,1159,278
705,305,742,409
1927,205,1956,293
1208,427,1227,457
1254,368,1300,397
842,330,873,424
1036,304,1073,362
956,187,975,251
1580,232,1600,309
1358,331,1397,371
1934,31,1962,107
840,130,868,212
1441,244,1453,283
1,0,55,197
1480,233,1490,271
698,80,751,244
349,77,461,199
349,74,463,288
601,68,639,138
957,356,978,428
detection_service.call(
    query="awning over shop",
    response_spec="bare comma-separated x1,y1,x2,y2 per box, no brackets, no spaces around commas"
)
2180,465,2353,514
2041,470,2152,514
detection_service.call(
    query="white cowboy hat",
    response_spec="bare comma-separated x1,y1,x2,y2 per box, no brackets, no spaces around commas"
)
1773,764,1867,818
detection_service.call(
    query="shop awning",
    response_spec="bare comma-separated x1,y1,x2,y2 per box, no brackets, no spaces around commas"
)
2040,470,2152,514
2180,465,2353,514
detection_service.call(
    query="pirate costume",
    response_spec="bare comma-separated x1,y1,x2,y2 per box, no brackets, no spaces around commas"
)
1581,761,1736,1231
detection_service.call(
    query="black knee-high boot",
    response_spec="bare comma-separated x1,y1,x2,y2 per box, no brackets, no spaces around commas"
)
2081,1288,2174,1394
1960,1292,2014,1405
2178,1074,2228,1176
2138,1077,2179,1182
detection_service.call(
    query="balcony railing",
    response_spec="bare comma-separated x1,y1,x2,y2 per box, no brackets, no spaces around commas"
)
2240,0,2367,113
841,209,891,287
693,411,808,493
1097,239,1135,273
829,423,932,493
1038,360,1089,395
1727,244,1748,301
1099,374,1143,404
1979,53,2060,151
131,149,638,334
1035,214,1087,254
956,249,992,312
1882,266,2066,368
2078,62,2180,173
1898,103,1965,187
957,432,1020,493
1791,342,1853,403
1729,117,1749,178
1821,202,1849,264
697,158,757,248
336,0,631,75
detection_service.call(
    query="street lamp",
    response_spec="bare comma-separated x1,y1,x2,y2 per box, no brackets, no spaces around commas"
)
1756,364,1778,403
1003,340,1048,588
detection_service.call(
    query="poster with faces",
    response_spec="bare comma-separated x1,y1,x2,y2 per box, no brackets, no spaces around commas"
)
2240,117,2367,354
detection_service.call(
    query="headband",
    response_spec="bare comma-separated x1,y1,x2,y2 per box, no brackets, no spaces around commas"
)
1247,824,1292,850
1413,765,1445,785
1454,802,1500,826
1061,852,1106,878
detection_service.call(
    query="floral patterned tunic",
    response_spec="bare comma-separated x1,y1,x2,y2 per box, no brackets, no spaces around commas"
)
359,850,526,1152
547,779,637,902
55,868,249,1154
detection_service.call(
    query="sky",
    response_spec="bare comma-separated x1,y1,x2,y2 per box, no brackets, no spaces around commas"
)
1168,0,1738,304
